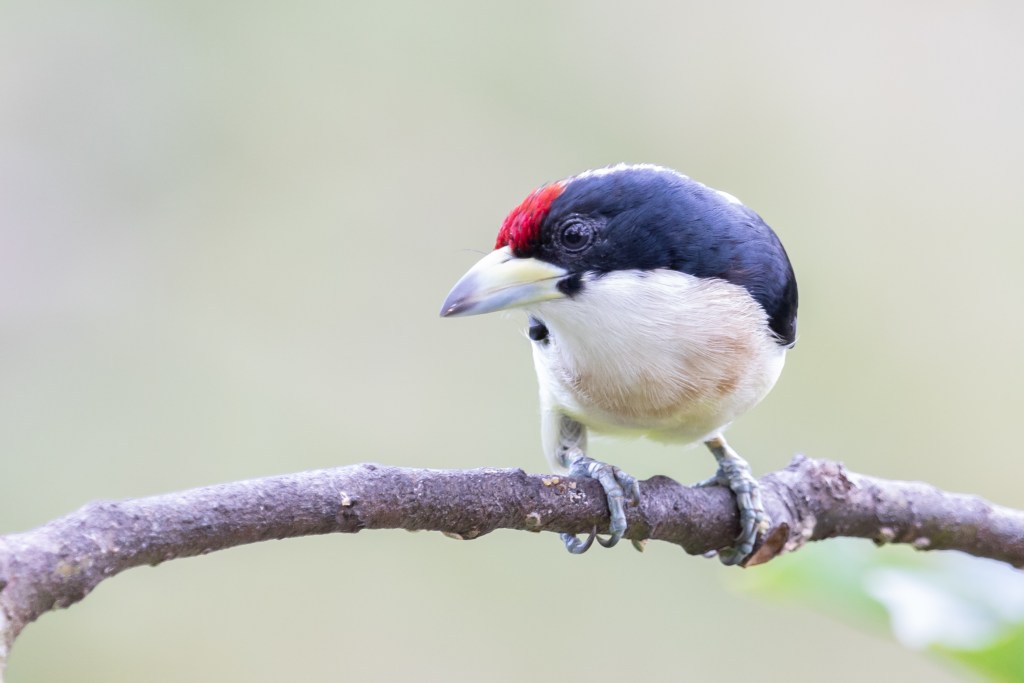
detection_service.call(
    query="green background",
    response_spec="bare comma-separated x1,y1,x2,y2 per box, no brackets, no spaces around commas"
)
2,2,1022,681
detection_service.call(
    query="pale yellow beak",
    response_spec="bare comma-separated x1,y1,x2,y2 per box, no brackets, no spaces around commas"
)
440,246,568,317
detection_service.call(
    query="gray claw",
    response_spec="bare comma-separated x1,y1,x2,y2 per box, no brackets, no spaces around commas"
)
701,436,771,566
563,455,639,553
561,527,598,554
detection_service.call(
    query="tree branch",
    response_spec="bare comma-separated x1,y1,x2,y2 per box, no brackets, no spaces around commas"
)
1,454,1022,677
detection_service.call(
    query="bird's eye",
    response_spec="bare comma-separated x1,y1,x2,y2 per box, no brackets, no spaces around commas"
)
557,218,595,253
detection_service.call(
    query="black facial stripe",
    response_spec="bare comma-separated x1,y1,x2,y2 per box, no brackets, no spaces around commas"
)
556,273,584,297
527,316,550,343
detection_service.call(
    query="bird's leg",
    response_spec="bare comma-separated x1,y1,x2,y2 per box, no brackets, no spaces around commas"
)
696,435,769,565
554,415,641,553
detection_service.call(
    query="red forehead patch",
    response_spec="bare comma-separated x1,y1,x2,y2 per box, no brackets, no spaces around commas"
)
494,182,564,254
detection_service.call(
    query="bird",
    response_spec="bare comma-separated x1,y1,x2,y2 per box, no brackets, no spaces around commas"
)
439,163,798,564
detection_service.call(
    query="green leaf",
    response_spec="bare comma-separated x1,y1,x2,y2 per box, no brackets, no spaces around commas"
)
741,540,1024,681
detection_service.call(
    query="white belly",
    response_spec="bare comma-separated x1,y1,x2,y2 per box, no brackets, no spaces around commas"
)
528,270,787,445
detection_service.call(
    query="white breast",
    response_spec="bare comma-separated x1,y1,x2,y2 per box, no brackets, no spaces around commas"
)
527,270,787,445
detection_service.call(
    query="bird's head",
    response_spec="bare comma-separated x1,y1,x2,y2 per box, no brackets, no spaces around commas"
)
440,164,797,346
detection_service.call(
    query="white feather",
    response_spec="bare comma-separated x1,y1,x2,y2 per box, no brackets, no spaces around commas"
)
570,163,686,182
571,163,748,208
526,270,786,471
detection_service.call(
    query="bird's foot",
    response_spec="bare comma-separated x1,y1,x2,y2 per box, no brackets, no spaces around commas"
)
697,436,770,566
559,455,641,554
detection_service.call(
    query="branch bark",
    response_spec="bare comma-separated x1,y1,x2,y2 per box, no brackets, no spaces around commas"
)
1,455,1022,677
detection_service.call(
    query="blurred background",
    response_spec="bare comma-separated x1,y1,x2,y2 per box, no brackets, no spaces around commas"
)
2,1,1023,681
